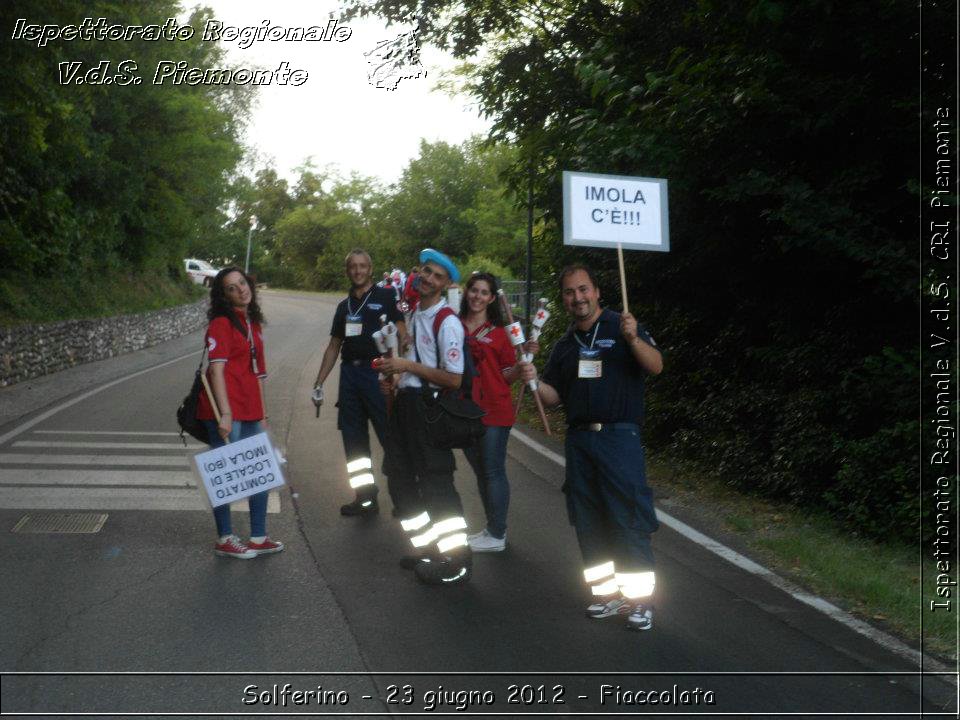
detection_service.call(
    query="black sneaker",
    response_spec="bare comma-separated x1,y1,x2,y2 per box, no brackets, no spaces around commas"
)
340,496,379,516
413,553,472,586
399,552,432,570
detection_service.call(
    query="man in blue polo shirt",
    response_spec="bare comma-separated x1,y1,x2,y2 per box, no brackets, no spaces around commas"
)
313,248,406,517
519,263,663,630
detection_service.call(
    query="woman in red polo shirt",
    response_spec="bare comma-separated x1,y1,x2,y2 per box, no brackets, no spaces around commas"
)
459,272,532,553
196,267,283,560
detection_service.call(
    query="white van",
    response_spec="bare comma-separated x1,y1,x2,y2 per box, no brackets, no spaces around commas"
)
184,258,219,286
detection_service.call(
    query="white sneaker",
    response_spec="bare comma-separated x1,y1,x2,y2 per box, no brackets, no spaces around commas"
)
586,595,631,619
625,603,654,631
468,528,506,552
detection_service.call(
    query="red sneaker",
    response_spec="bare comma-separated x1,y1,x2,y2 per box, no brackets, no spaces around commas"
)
214,535,256,559
246,537,284,556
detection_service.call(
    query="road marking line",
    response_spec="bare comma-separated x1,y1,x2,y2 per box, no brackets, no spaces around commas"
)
14,441,205,450
0,486,280,513
0,454,189,467
0,469,197,487
31,430,185,437
510,427,950,675
0,349,201,447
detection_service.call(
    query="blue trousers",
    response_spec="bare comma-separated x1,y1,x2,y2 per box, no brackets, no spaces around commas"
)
463,424,512,539
203,420,269,538
564,426,658,573
337,362,396,504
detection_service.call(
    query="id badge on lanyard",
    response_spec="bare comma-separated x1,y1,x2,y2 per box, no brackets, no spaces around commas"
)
578,348,602,378
576,321,602,378
345,313,363,337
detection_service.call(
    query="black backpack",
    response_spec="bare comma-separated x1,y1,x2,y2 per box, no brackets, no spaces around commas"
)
176,349,210,445
416,306,486,449
176,313,250,446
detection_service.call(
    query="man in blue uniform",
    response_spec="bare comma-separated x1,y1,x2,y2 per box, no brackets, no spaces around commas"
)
519,264,663,630
314,249,406,516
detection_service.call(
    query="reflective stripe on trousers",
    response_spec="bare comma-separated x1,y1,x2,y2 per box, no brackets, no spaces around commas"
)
402,512,467,552
583,561,655,599
347,456,375,489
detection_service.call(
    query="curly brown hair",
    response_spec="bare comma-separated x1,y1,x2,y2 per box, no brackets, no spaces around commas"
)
207,266,265,325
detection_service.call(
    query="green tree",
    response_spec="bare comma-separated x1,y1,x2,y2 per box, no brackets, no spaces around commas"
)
0,0,251,319
344,0,930,542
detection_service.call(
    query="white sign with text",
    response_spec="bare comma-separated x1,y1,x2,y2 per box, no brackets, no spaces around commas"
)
563,171,669,252
193,432,285,508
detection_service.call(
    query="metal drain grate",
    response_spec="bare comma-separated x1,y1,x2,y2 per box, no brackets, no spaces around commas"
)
12,513,108,534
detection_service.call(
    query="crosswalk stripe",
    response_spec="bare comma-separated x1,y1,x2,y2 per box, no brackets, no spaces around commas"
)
0,486,281,513
13,441,205,451
0,454,189,467
0,469,197,487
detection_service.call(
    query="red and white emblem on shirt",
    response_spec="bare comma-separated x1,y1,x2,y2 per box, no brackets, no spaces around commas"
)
536,310,546,321
207,337,217,351
447,347,460,362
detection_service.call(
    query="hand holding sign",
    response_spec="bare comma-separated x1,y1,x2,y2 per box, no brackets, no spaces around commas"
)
620,311,639,342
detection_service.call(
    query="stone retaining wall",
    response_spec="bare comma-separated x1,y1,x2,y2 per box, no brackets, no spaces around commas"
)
0,300,207,387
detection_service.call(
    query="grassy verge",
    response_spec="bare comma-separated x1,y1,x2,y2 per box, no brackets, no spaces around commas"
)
0,273,205,326
512,389,954,662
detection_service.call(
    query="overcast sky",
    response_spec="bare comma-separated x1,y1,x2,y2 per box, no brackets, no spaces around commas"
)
182,1,491,185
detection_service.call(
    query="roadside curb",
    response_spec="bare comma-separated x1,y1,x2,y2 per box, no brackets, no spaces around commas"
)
509,423,956,684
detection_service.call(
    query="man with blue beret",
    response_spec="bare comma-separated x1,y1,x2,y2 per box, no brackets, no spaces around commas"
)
377,248,473,585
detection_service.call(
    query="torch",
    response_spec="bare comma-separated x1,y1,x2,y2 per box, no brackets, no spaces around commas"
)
497,290,551,435
515,297,550,414
372,313,399,415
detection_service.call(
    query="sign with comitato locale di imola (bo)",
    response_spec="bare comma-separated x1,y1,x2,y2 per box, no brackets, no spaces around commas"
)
192,432,285,508
562,170,669,252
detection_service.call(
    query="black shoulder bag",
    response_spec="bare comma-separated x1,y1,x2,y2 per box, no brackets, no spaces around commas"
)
176,343,211,445
416,307,486,450
176,314,251,445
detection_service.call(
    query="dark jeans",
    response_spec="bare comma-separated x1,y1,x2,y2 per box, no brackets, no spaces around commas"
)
564,426,659,573
463,424,511,539
337,361,395,504
382,390,463,523
203,420,269,538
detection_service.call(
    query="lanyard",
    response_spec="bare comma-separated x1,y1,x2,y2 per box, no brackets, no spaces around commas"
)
574,321,600,350
470,321,494,341
347,287,374,315
245,318,260,376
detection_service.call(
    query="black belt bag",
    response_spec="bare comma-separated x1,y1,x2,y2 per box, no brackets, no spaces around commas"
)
412,308,485,450
419,389,486,450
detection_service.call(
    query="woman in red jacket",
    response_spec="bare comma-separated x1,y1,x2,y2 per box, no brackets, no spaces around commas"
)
196,267,283,560
460,272,527,552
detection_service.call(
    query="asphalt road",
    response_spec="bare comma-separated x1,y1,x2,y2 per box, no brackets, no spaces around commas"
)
0,290,954,718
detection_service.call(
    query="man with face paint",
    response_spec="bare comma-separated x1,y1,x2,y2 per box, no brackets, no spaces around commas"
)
377,248,472,585
519,264,663,630
314,249,406,517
